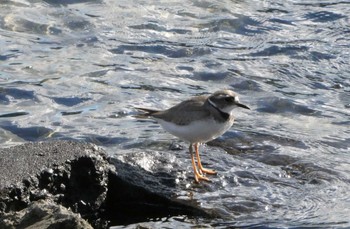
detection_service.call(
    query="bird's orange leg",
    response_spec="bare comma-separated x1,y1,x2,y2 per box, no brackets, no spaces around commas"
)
189,144,209,182
194,143,217,175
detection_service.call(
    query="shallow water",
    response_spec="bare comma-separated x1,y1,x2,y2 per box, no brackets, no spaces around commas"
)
1,0,350,227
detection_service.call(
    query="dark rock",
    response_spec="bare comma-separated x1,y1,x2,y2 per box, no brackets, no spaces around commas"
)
0,141,104,190
0,200,93,229
0,141,211,228
0,141,108,228
168,142,184,151
106,156,210,226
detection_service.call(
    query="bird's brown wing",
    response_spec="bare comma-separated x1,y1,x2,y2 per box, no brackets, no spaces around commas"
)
134,107,160,118
152,95,211,126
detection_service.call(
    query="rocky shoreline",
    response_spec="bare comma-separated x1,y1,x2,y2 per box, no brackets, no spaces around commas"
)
0,141,210,228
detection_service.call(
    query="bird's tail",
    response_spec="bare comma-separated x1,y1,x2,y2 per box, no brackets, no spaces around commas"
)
134,107,159,118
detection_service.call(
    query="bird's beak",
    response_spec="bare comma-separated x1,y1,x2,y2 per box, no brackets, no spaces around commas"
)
237,102,250,110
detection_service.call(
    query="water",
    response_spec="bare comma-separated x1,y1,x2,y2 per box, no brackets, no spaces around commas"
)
1,0,350,227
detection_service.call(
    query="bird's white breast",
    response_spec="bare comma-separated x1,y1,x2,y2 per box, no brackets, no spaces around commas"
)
156,117,234,143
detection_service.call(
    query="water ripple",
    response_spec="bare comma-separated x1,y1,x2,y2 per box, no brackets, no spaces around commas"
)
304,11,346,22
0,121,54,141
0,111,29,118
199,15,265,35
110,44,212,58
0,88,38,104
257,96,318,115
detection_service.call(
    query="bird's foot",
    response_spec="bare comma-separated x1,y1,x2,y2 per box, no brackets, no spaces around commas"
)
199,167,217,175
194,172,210,182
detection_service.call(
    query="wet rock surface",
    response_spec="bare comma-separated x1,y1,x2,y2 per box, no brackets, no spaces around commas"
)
0,200,93,229
0,141,210,228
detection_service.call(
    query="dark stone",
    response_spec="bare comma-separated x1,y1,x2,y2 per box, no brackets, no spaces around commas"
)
106,157,209,226
0,141,103,190
0,141,211,228
0,200,93,229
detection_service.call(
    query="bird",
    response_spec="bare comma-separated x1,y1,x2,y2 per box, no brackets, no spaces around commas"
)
135,89,250,182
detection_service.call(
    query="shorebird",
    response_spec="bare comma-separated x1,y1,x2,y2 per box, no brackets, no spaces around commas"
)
136,89,250,182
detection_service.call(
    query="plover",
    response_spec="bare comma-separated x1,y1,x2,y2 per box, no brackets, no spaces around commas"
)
136,89,250,182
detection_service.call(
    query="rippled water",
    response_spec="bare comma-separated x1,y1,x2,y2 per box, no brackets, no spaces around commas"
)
1,0,350,227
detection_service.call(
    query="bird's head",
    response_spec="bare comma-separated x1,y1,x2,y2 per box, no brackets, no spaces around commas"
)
208,89,250,114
